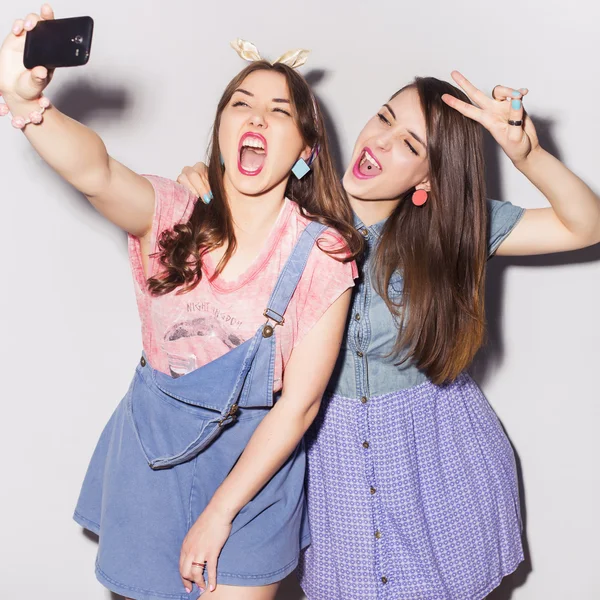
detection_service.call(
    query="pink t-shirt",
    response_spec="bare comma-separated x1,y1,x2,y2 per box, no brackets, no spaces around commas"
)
128,176,357,391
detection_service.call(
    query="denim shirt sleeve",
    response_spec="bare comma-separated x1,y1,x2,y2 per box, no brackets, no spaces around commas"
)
487,198,526,257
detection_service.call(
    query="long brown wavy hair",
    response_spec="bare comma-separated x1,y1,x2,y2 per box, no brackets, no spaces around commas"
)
373,77,488,384
148,61,362,296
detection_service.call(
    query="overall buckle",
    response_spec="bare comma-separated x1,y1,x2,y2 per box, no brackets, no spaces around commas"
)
262,308,285,338
218,403,239,428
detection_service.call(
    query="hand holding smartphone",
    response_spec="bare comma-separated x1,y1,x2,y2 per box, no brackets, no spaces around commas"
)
23,15,94,70
0,6,95,125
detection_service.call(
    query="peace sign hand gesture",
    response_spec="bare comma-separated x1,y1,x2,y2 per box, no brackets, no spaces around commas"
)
442,71,540,165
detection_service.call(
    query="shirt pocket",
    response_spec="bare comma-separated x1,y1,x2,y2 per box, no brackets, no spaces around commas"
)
387,271,404,300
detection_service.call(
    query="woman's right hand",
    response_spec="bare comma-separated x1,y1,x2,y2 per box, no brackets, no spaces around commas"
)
0,4,157,239
0,4,55,106
177,162,212,203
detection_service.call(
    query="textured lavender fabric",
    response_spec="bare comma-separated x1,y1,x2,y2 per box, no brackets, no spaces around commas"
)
298,375,523,600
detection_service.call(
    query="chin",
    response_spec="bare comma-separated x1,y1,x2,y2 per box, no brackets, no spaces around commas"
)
227,172,272,197
344,170,400,202
342,171,374,200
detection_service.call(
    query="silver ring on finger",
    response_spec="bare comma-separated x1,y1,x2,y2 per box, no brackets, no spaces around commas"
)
508,119,523,126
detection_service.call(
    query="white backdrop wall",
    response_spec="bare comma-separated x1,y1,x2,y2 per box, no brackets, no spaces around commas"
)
1,1,598,599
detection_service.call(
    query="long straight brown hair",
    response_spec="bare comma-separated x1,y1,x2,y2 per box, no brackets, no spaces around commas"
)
148,61,362,296
373,77,488,384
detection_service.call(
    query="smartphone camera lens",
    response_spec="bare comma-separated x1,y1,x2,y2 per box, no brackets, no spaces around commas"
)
73,35,84,44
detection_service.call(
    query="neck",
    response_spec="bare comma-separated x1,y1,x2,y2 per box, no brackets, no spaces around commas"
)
347,193,401,227
223,174,288,235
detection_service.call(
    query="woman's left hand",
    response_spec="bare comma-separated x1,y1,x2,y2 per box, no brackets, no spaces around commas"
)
179,507,232,594
442,71,540,165
177,162,211,202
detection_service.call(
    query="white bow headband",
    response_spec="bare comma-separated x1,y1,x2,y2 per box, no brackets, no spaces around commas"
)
230,38,310,69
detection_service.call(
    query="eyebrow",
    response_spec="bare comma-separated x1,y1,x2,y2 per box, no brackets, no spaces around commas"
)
233,89,290,104
383,103,427,150
408,129,427,150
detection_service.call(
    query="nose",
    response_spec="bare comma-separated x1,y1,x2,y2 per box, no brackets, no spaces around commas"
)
374,129,393,152
248,110,267,129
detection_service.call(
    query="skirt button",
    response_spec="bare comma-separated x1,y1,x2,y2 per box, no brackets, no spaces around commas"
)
140,356,146,367
262,325,274,338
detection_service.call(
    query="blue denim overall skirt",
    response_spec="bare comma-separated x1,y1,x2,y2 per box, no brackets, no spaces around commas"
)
74,222,325,600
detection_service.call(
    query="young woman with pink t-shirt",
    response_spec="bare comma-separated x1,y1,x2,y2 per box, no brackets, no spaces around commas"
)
0,6,363,600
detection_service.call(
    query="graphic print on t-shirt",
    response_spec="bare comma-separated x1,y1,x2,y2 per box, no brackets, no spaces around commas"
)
161,299,247,378
129,178,357,388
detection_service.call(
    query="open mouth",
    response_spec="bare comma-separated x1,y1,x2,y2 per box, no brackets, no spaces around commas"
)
352,147,382,180
238,132,268,176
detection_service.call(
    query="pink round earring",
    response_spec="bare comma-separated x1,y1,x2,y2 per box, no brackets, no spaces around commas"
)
412,189,428,207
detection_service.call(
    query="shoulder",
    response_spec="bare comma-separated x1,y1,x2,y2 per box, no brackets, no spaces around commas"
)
289,201,354,261
486,198,526,256
143,175,198,226
487,198,526,227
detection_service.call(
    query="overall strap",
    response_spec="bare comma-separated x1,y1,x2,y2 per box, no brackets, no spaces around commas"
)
263,220,327,325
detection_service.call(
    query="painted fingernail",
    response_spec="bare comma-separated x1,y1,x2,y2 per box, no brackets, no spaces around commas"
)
202,193,212,205
208,191,214,201
185,587,191,593
210,584,215,591
511,90,521,97
511,99,521,110
24,20,32,29
12,25,20,33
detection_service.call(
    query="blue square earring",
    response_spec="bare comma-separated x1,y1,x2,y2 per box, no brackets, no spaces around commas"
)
292,157,310,180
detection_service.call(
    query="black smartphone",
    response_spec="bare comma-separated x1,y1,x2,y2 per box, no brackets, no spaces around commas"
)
23,16,94,70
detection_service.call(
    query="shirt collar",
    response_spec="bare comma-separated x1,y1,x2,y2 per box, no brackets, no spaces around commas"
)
353,211,387,242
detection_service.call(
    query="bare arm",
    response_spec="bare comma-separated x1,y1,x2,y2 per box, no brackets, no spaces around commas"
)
0,6,154,237
209,291,351,513
179,288,352,593
496,147,600,255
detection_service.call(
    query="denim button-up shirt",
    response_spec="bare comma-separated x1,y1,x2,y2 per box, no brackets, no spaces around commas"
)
327,199,525,400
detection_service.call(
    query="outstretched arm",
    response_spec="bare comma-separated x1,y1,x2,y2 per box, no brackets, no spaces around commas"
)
0,5,155,237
